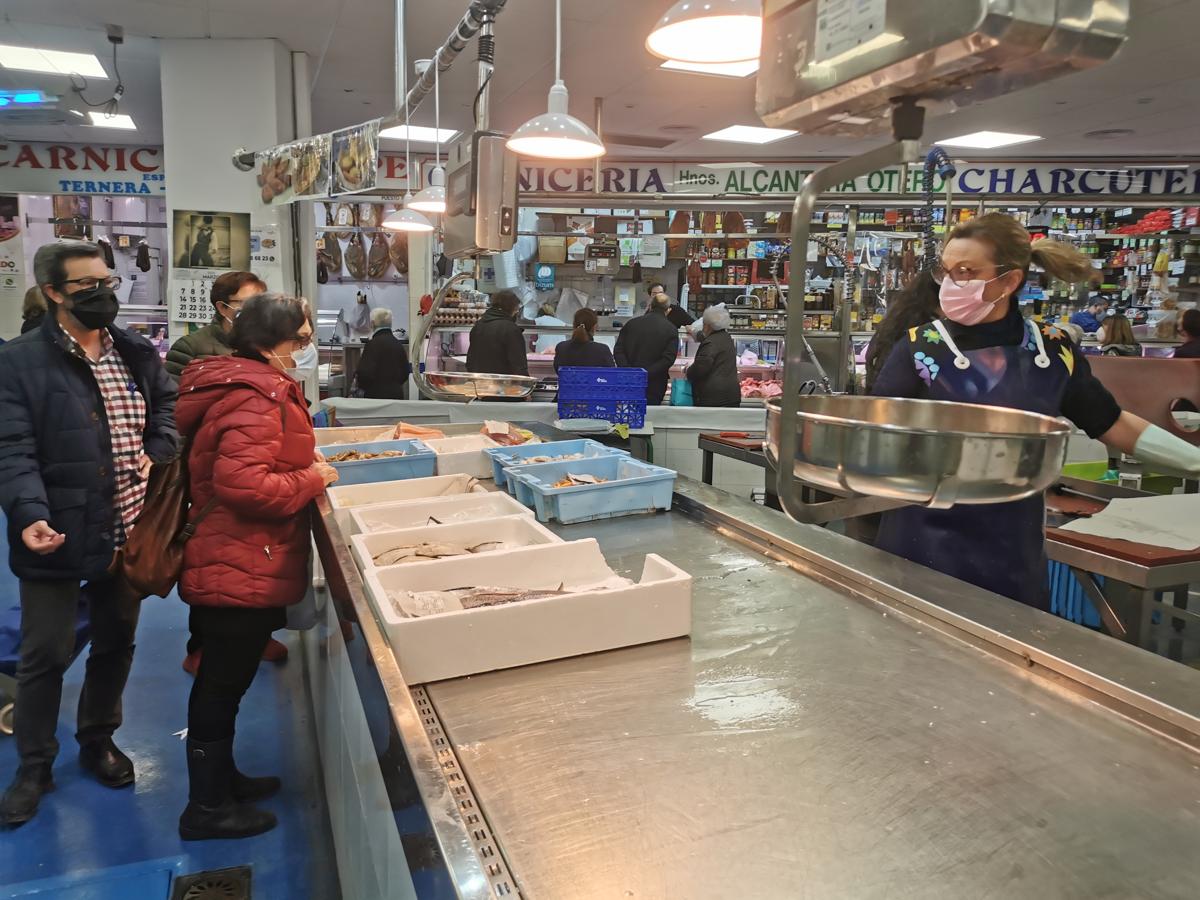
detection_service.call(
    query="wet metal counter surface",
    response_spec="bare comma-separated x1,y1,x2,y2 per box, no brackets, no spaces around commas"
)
423,488,1200,899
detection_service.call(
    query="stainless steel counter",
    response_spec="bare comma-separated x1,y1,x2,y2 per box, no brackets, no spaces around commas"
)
418,484,1200,899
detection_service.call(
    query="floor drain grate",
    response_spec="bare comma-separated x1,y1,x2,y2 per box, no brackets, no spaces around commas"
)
171,866,252,900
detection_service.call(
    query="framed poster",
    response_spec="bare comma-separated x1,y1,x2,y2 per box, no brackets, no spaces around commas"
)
172,210,251,270
53,195,91,239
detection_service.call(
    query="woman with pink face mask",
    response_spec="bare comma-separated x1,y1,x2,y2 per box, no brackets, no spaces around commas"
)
870,213,1200,609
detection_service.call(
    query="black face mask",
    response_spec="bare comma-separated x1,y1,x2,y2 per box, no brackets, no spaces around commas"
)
64,285,119,331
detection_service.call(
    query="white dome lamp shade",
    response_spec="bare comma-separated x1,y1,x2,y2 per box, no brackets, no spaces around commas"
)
409,164,447,214
383,193,434,232
507,82,605,160
506,0,605,161
646,0,762,65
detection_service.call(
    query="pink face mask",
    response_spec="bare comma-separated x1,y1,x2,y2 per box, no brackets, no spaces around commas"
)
939,274,1006,326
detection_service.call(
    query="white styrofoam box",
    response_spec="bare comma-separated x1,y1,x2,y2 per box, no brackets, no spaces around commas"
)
350,515,562,574
364,538,692,683
425,434,501,479
316,422,489,447
327,473,487,533
348,491,532,536
315,425,395,446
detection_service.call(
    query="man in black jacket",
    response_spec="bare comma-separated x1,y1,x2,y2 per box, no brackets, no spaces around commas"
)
687,305,742,407
0,240,178,827
356,307,411,398
614,293,680,405
649,281,694,330
466,290,529,376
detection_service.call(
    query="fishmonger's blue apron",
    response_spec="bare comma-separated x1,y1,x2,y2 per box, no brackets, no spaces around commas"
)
875,319,1071,610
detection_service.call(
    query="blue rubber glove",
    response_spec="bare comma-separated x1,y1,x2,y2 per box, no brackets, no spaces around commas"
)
1133,425,1200,478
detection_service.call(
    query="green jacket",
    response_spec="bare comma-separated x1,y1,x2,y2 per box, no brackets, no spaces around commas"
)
165,319,233,379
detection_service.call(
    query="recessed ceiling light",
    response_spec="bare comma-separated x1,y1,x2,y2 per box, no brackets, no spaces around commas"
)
87,112,136,130
378,124,458,144
0,44,107,78
659,59,759,78
702,125,797,145
1083,128,1135,141
936,131,1042,149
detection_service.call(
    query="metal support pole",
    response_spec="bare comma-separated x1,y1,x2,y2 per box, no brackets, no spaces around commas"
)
777,101,924,525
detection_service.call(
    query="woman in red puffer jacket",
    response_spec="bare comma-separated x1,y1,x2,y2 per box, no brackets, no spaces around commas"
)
174,293,338,842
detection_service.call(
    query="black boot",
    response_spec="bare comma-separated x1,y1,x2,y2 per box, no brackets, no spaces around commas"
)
1,764,55,827
231,765,281,803
179,738,276,841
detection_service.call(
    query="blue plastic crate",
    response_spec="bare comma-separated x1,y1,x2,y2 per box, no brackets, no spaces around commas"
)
557,367,648,393
556,367,648,427
485,439,630,486
1047,561,1102,628
506,455,676,524
325,439,436,486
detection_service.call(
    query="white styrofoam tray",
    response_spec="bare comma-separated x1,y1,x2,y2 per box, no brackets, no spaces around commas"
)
349,515,562,575
327,473,487,533
424,434,501,479
315,422,492,446
364,538,693,683
348,491,532,536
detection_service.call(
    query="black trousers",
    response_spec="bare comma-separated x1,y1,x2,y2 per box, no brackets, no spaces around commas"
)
15,573,141,767
187,606,286,743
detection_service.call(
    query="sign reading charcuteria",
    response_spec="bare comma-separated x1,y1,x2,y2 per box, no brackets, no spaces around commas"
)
518,161,1200,199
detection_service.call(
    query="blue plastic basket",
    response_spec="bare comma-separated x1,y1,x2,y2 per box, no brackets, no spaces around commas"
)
325,439,436,486
485,439,630,486
556,367,648,428
1047,561,1102,628
506,455,676,524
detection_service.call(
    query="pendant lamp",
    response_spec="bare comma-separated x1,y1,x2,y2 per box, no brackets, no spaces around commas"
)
410,59,447,214
507,0,605,160
646,0,762,65
383,2,434,233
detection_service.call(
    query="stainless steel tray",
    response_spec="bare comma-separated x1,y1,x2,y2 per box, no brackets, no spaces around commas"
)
766,395,1071,508
425,371,537,401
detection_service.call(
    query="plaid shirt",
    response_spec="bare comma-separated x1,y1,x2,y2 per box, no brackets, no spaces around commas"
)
64,329,148,545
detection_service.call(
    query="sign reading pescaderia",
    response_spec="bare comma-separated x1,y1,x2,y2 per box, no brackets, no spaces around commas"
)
519,161,1200,199
0,141,166,195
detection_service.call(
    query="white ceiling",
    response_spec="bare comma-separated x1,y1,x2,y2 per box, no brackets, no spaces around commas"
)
1,0,1198,161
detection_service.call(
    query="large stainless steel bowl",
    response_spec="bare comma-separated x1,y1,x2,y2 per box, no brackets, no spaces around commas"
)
766,395,1071,508
424,371,538,401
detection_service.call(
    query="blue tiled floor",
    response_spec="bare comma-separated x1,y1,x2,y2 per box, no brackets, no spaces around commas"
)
0,594,341,900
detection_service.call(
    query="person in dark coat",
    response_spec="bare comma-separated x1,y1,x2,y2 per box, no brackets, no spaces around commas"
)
165,271,267,379
0,240,178,827
176,294,338,841
20,286,46,334
649,281,694,330
687,305,742,407
1173,309,1200,358
554,308,615,372
355,308,411,398
614,294,680,405
466,290,529,376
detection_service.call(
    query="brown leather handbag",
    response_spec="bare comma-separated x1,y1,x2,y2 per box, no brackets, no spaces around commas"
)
121,445,217,599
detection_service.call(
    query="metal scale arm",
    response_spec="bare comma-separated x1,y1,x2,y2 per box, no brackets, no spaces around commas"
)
777,105,924,524
411,271,474,402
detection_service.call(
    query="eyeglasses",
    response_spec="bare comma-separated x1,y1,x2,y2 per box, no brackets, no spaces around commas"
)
292,333,313,349
59,275,122,291
930,263,1011,287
